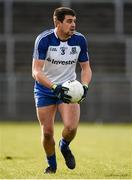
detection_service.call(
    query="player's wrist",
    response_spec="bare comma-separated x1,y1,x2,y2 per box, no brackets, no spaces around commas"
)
51,84,57,91
82,83,89,90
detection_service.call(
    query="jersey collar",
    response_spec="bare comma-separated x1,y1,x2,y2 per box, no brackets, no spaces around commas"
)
54,28,71,42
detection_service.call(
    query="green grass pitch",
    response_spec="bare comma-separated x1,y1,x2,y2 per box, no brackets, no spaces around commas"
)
0,121,132,179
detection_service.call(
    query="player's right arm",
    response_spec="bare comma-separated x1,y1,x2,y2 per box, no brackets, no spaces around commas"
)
32,59,54,89
32,33,54,89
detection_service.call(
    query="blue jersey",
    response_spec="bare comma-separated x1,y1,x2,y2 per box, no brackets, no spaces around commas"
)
33,28,89,84
33,28,89,103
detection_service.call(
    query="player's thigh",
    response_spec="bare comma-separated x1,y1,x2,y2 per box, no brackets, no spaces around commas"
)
36,105,57,132
58,103,80,129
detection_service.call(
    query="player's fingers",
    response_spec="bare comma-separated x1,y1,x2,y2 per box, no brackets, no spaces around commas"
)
63,99,71,103
64,94,72,99
78,97,85,104
62,95,71,103
62,87,69,91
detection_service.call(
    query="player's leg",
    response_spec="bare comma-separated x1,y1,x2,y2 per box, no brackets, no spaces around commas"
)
36,105,57,173
58,103,80,169
58,103,80,141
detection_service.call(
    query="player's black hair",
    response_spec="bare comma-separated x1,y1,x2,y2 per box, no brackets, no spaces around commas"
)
53,7,76,22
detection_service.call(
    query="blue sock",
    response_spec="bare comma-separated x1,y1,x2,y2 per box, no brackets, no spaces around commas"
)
47,154,57,170
59,138,70,151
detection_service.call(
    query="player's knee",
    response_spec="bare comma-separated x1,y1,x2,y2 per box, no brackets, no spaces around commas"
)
65,126,77,135
43,131,53,141
41,125,53,140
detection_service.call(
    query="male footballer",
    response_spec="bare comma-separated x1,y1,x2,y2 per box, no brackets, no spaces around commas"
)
32,7,92,173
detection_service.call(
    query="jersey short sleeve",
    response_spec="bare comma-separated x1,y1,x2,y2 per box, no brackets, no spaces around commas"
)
78,35,89,62
33,34,48,60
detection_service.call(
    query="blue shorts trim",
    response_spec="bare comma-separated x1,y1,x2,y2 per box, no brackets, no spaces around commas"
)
34,95,63,107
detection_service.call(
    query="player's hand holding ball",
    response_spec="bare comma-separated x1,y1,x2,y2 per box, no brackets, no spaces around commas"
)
52,80,88,104
62,80,86,103
52,84,71,103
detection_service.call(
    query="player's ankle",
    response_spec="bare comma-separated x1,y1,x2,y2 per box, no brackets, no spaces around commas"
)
46,154,57,171
59,138,70,151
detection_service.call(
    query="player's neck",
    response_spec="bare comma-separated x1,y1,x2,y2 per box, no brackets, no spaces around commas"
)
56,29,70,41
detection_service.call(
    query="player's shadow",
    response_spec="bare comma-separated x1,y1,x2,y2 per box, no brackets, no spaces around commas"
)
1,156,33,160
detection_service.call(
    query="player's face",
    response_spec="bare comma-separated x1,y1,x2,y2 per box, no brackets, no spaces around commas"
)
58,15,76,39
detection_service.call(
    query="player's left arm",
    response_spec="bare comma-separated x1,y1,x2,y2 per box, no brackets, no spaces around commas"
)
78,34,92,102
78,35,92,86
79,61,92,86
78,61,92,102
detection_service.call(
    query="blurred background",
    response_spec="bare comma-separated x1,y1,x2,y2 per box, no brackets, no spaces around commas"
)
0,0,132,123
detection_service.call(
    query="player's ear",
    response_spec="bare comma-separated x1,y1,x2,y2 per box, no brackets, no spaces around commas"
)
53,16,62,27
53,16,58,27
